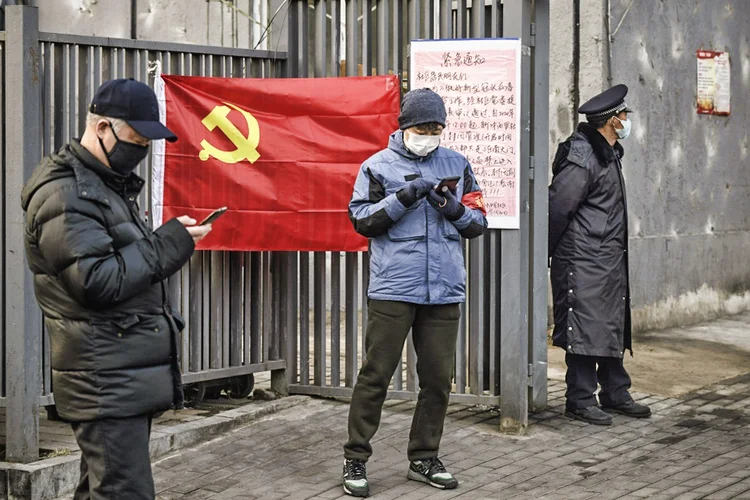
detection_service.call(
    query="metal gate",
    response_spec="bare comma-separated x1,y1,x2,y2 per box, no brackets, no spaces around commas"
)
1,0,549,464
0,5,288,462
282,0,550,432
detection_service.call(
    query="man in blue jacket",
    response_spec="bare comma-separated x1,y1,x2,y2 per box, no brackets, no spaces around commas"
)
342,88,487,497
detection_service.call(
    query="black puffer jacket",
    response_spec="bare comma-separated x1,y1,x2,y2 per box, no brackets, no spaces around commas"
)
21,141,195,422
548,123,632,358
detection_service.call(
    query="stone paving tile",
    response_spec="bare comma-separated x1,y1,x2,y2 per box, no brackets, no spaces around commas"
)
54,374,750,499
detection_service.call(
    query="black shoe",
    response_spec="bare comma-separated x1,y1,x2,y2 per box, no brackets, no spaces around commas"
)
602,400,652,418
408,458,458,490
343,459,369,497
565,405,613,426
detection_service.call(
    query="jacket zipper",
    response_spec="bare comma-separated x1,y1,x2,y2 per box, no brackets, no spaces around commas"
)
425,203,431,304
416,159,431,304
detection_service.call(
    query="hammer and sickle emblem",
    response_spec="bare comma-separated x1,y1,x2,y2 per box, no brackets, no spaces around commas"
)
199,102,261,164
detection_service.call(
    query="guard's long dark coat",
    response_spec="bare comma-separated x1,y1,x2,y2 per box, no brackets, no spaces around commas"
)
548,123,631,358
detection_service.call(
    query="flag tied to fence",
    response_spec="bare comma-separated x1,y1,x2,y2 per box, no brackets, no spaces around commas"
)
152,73,401,252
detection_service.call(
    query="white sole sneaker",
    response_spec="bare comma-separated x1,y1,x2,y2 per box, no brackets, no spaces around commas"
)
407,469,447,489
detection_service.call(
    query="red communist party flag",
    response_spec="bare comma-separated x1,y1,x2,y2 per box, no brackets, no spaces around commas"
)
151,74,400,252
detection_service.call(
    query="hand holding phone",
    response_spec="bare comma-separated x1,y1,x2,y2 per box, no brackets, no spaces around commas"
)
435,176,461,194
199,207,228,226
176,215,213,245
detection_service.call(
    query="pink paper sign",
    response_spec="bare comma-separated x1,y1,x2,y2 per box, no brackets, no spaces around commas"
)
410,39,522,229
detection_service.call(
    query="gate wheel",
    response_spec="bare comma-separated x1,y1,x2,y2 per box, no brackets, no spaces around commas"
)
183,382,206,406
204,385,223,400
226,374,255,400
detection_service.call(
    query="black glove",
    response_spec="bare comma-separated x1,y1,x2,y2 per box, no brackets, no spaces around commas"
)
397,178,435,207
427,188,466,221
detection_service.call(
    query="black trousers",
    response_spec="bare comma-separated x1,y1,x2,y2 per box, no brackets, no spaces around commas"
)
71,415,155,500
344,299,460,462
565,353,632,410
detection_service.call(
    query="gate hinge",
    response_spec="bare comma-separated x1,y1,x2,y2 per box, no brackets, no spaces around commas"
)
529,155,535,181
528,363,534,387
530,23,536,47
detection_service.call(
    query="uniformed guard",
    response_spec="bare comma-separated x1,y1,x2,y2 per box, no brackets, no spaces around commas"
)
548,84,652,425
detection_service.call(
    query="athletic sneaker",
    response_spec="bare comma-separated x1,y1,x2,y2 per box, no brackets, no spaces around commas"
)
407,458,458,489
342,458,369,497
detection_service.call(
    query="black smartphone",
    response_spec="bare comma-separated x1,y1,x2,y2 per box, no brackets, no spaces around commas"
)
435,176,461,193
199,207,228,226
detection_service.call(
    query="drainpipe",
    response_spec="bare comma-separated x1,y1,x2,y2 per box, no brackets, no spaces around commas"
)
605,0,613,86
573,0,581,127
131,0,138,39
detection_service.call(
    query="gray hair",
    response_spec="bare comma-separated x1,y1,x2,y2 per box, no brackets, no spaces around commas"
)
86,112,127,134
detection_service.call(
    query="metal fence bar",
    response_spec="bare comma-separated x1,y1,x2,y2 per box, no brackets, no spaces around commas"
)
456,0,468,38
1,36,5,399
39,42,52,397
499,0,531,432
344,253,359,387
283,252,298,387
222,251,231,367
37,32,287,60
209,252,223,369
471,0,485,37
331,252,341,387
250,253,262,364
4,5,43,463
346,0,358,76
271,253,282,361
230,253,243,367
262,252,273,362
488,232,500,396
299,252,310,384
180,263,190,375
243,253,254,364
468,237,486,395
201,253,211,369
313,253,327,386
439,0,451,38
530,0,550,411
455,245,467,393
391,0,401,75
376,0,389,75
189,254,203,372
362,0,373,75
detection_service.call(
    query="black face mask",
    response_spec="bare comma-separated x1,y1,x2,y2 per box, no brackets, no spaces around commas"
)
98,122,149,176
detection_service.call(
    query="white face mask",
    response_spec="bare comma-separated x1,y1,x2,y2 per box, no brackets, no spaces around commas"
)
614,116,632,140
404,131,441,157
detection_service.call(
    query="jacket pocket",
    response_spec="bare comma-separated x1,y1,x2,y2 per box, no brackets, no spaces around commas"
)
442,220,461,240
113,314,140,331
587,211,608,250
388,204,426,241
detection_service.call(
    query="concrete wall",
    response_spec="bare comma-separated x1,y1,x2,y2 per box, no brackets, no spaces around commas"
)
3,0,287,50
550,0,750,331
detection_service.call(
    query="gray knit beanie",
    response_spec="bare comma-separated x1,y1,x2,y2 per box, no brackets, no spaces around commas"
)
398,88,447,130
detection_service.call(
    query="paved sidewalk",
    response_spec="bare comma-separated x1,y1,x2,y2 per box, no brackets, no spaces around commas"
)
142,374,750,500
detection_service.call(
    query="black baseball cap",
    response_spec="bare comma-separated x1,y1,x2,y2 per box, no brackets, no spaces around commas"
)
89,78,177,142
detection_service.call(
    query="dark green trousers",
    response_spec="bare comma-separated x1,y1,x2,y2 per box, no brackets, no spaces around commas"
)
344,299,460,462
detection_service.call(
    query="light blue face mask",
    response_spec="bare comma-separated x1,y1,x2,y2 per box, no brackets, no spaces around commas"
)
614,116,632,140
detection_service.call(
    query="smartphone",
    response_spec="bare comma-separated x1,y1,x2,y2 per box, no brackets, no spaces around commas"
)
199,207,228,226
435,176,461,193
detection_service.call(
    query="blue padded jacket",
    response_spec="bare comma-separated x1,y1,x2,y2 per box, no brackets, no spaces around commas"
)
349,131,488,305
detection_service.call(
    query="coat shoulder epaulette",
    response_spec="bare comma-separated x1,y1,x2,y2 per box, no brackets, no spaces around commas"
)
566,139,594,168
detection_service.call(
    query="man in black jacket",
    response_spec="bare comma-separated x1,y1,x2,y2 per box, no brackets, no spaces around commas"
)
21,79,211,499
548,84,651,426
